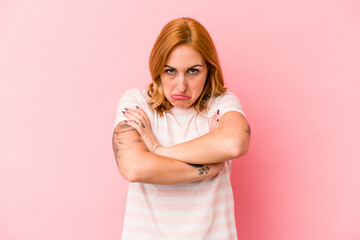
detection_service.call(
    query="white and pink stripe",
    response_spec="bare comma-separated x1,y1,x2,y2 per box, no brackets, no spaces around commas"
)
114,88,246,239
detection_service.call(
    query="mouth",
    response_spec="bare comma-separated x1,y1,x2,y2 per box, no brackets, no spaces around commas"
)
171,94,191,100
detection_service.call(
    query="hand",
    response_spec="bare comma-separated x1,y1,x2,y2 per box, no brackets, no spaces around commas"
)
122,106,160,153
155,109,222,157
210,109,220,131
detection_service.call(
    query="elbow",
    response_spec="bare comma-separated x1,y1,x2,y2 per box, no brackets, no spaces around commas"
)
123,167,138,183
227,138,249,158
126,164,153,183
126,173,138,183
239,143,249,157
119,152,154,183
124,163,145,183
117,155,142,183
117,164,138,182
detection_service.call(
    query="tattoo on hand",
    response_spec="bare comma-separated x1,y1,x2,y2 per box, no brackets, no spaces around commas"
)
246,124,251,137
187,163,210,175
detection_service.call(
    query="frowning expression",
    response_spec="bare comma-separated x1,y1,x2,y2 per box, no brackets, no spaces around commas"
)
160,44,208,109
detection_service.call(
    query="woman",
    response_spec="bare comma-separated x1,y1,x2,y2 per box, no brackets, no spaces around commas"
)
112,17,250,240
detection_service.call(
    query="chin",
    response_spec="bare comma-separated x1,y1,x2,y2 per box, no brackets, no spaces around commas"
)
170,100,193,109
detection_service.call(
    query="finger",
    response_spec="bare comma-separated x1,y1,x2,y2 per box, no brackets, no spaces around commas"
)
135,106,151,126
123,109,143,125
130,107,151,128
215,109,220,128
125,108,143,119
124,110,149,131
210,112,217,131
127,109,151,128
124,120,143,135
215,116,220,129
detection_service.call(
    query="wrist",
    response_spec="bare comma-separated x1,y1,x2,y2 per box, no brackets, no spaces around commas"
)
154,145,167,156
152,143,160,153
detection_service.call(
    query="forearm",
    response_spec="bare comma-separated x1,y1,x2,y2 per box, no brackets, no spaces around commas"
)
113,121,221,185
156,128,236,165
122,151,224,185
156,112,250,165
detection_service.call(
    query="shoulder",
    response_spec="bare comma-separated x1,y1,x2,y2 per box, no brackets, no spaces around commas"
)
114,88,151,131
115,88,150,111
121,88,149,100
207,90,247,119
209,91,242,107
118,88,149,104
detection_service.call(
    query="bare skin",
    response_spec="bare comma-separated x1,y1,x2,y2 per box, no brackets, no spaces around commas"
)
118,44,250,167
123,106,250,165
112,122,225,184
112,122,209,172
112,122,144,165
246,124,251,138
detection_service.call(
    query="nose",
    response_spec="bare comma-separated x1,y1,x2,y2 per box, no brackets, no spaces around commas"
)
176,73,188,93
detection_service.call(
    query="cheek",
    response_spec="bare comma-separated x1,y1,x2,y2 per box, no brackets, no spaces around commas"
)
193,75,207,91
160,77,173,94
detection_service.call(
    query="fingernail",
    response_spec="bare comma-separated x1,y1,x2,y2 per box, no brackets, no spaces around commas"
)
136,106,139,109
124,108,128,111
124,120,128,123
122,111,126,114
217,119,219,122
217,109,219,115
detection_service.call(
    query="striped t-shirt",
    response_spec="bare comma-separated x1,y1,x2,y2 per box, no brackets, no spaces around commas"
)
113,88,247,240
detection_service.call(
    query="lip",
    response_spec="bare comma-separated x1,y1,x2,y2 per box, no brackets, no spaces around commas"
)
171,94,191,100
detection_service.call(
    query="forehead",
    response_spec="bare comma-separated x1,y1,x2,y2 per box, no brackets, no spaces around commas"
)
165,45,205,67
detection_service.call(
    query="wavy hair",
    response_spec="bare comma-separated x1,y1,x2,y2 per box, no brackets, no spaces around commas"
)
147,17,226,116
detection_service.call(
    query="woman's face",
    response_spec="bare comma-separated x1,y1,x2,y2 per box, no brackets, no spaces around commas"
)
160,44,208,109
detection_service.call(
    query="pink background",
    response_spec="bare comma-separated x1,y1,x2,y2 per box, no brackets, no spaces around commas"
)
1,0,359,239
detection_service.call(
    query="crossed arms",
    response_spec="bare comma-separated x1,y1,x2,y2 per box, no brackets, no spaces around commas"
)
112,111,250,185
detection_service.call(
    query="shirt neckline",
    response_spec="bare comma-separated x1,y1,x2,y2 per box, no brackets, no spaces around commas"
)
170,106,197,115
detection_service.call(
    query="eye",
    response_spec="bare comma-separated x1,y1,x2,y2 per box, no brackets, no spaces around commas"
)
188,69,199,75
165,69,176,75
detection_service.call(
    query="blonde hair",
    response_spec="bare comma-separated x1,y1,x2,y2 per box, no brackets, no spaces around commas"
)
147,17,226,116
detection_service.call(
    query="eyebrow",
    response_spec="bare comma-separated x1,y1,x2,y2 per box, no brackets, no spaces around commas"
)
164,64,203,69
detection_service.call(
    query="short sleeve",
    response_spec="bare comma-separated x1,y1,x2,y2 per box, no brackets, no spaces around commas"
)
112,88,149,131
212,91,247,120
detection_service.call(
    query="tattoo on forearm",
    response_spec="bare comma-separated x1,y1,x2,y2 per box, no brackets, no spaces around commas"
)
198,166,210,175
112,122,143,166
246,124,251,137
187,163,210,175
